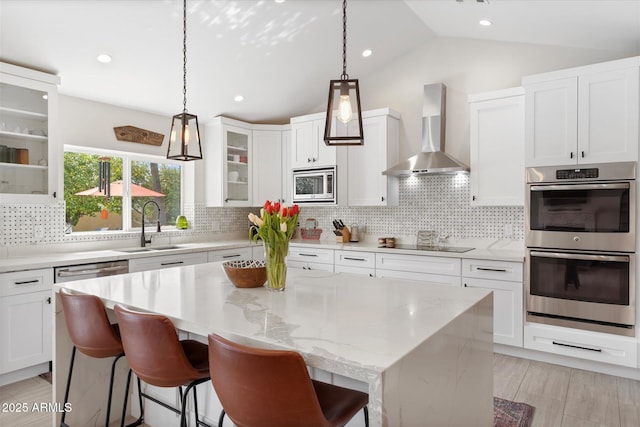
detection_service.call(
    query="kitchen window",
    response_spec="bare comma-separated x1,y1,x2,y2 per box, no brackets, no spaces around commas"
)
63,146,182,233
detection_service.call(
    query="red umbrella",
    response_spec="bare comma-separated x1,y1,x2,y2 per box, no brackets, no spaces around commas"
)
75,180,165,197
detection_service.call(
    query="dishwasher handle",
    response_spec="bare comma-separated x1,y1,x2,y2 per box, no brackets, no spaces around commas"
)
56,265,129,278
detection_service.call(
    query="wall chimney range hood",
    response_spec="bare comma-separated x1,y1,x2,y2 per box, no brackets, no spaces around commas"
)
383,83,469,176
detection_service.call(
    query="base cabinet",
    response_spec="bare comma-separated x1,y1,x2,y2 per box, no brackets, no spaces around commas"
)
0,268,53,379
208,247,252,263
524,323,637,368
375,252,461,286
287,246,334,272
129,252,208,273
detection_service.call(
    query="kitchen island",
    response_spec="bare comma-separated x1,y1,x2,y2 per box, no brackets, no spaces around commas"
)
53,261,493,427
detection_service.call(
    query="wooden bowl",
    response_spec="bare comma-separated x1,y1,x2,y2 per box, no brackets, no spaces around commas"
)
222,260,267,288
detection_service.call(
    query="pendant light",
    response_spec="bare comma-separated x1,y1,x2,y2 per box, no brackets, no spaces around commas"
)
167,0,203,161
323,0,364,146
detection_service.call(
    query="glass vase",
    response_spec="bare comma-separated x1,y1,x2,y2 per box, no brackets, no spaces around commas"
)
264,240,288,291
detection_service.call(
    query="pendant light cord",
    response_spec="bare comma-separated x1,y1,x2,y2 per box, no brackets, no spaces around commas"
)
182,0,188,113
341,0,348,80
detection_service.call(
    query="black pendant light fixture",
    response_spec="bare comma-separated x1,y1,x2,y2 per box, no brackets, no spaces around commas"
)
167,0,203,161
323,0,364,146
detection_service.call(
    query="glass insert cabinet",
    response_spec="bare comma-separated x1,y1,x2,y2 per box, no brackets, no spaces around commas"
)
0,62,59,202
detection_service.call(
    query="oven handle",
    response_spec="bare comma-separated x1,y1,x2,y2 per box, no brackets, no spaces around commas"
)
530,183,629,191
530,251,629,263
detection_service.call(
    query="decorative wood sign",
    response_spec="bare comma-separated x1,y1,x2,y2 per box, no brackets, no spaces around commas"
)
114,126,164,146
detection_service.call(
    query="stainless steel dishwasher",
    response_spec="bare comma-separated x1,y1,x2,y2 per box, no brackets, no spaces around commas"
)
54,260,129,283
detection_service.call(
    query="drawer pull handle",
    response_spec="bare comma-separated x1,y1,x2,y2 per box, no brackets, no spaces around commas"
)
552,341,602,353
343,257,366,262
14,279,40,285
160,261,184,266
476,267,507,273
222,254,241,259
299,253,319,257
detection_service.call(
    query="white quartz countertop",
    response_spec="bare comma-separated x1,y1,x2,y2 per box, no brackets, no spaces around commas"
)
54,262,492,379
0,236,524,274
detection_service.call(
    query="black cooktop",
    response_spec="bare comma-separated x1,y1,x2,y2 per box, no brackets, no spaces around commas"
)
388,244,475,253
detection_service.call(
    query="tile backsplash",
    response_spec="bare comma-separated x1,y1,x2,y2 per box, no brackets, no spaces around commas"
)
0,174,523,247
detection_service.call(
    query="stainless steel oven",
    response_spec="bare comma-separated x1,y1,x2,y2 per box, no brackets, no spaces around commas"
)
525,162,637,336
526,162,636,252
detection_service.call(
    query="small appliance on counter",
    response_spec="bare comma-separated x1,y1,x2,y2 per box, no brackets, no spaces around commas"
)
301,218,322,240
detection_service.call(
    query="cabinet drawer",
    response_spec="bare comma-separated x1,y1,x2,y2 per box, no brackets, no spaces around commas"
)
129,252,208,273
524,323,637,368
375,269,461,287
462,259,522,282
375,253,460,276
0,268,53,296
288,247,334,264
288,260,334,272
208,247,252,263
334,250,375,269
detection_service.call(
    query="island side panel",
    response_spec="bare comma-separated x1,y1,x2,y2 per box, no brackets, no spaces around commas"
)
54,293,131,426
381,293,493,427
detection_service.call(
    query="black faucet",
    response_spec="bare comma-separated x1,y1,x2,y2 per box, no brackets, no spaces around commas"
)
141,200,161,247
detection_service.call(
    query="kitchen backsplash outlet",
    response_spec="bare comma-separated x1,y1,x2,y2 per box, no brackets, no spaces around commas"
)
1,174,523,247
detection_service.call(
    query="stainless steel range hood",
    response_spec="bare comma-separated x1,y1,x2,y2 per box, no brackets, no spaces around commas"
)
383,83,469,176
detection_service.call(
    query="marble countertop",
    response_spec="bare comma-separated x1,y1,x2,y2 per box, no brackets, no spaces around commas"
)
53,262,492,379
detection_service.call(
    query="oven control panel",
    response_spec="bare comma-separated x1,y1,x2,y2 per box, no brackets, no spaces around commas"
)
556,168,599,180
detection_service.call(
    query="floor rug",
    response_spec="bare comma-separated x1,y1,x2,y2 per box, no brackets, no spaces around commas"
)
494,397,535,427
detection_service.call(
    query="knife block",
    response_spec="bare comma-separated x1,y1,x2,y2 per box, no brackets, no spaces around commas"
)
336,227,351,243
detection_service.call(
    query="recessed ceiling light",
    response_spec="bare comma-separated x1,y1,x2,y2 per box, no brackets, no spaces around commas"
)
42,94,48,100
479,20,492,26
274,0,285,3
362,49,373,58
234,95,244,102
97,54,112,63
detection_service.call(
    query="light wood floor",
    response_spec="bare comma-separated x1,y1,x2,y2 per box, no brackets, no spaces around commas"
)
2,354,639,426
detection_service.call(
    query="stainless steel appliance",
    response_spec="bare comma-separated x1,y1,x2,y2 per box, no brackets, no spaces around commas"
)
292,166,336,204
54,260,129,283
525,162,636,336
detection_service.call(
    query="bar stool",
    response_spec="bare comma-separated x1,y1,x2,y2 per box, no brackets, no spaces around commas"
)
114,304,211,427
58,288,128,427
208,333,369,427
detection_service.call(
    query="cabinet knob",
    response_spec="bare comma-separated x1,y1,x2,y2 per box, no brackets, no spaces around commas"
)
46,297,52,304
307,158,312,163
570,152,574,159
53,192,57,198
312,158,317,162
472,195,476,201
381,196,385,202
224,198,229,203
581,151,585,158
463,283,468,288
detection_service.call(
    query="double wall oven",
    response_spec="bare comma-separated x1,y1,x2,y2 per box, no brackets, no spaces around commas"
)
525,162,636,336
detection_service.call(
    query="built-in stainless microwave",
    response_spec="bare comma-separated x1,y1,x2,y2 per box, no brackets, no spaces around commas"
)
292,166,336,204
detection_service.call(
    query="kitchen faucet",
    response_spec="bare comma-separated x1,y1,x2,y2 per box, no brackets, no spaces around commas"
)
140,200,161,247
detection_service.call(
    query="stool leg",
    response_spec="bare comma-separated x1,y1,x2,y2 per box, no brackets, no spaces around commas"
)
218,409,226,427
60,346,76,427
363,406,369,427
179,384,190,427
105,353,125,427
192,384,200,426
121,370,144,427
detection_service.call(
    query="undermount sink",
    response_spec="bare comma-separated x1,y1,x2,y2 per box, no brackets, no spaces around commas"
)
117,245,183,253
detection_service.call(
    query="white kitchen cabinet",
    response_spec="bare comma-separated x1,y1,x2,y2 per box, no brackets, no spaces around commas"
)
129,252,208,273
0,62,60,203
375,252,461,286
287,246,334,272
0,268,53,383
334,250,375,276
207,246,252,263
469,88,524,206
462,259,523,347
252,128,285,204
523,56,639,167
524,323,637,368
290,112,336,169
345,109,400,207
205,116,253,207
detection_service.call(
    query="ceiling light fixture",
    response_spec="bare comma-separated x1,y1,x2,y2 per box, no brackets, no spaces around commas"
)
362,49,372,57
479,19,492,26
167,0,203,161
97,54,112,63
323,0,364,146
234,95,244,102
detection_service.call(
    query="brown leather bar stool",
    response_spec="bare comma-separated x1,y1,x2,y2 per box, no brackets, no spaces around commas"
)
208,333,369,427
59,288,129,427
114,304,211,427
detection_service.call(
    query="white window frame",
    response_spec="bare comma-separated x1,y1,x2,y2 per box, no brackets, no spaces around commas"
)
63,144,190,233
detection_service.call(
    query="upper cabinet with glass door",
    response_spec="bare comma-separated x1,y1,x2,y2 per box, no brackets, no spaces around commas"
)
205,116,253,207
0,62,59,203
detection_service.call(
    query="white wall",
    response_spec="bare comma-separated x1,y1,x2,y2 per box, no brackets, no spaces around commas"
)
358,37,636,164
